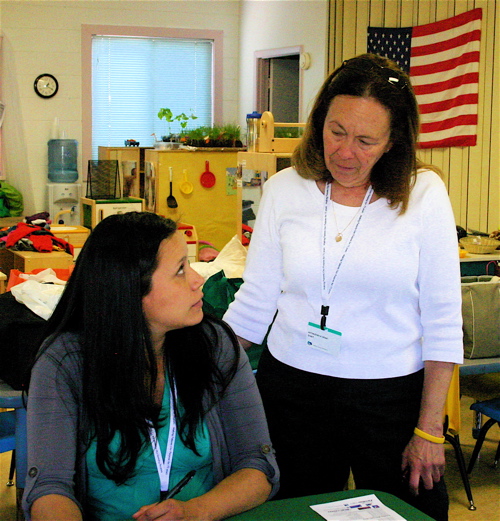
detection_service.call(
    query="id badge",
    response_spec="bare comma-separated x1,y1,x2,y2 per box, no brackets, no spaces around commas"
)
307,322,341,357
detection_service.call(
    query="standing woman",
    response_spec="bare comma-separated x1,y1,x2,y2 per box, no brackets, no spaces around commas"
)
23,212,279,521
224,54,462,521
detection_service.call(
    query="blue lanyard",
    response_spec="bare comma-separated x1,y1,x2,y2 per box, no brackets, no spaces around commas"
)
320,182,373,329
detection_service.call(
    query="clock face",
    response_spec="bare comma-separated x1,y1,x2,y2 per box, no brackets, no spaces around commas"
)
34,74,59,98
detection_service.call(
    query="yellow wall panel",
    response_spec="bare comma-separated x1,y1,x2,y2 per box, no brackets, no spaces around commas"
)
145,149,240,251
328,0,500,232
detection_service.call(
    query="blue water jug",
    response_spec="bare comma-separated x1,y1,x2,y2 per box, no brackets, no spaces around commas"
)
48,139,78,183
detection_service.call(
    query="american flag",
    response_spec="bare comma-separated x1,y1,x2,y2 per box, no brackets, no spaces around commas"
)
367,8,482,149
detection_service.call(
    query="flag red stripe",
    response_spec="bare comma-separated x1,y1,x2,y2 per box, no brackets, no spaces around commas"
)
418,135,477,149
412,8,482,38
410,30,481,58
420,114,477,133
410,51,479,76
418,93,478,114
368,8,481,148
413,72,479,95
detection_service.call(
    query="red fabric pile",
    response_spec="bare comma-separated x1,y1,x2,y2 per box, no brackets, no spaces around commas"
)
1,222,74,255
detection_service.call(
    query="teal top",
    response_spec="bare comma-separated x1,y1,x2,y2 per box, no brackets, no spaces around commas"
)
86,383,214,521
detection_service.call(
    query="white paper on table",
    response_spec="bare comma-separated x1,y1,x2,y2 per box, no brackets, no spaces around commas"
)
310,493,407,520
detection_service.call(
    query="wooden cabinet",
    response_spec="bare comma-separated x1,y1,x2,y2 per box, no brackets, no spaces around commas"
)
237,151,292,178
0,249,73,276
81,197,144,230
50,225,90,258
145,149,241,251
98,146,153,198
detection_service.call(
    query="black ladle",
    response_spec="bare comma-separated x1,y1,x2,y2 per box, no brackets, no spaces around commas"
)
167,166,178,208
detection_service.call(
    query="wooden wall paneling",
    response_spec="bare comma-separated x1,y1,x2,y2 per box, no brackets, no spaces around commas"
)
448,148,465,226
411,1,434,173
400,0,416,27
343,0,358,59
483,0,500,231
368,0,384,28
355,0,371,57
490,3,500,231
466,0,489,232
415,0,433,26
333,0,346,70
383,0,398,26
327,1,335,72
328,0,498,231
477,0,494,232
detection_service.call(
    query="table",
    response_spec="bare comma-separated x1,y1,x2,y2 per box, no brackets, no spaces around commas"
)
460,252,500,276
0,248,73,276
460,357,500,376
227,489,433,520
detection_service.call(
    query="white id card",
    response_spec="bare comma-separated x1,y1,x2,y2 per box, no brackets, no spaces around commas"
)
307,322,341,357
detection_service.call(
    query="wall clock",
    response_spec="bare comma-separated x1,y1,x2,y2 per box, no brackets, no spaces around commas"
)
34,74,59,98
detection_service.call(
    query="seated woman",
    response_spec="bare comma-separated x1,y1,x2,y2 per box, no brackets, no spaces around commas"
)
22,212,279,521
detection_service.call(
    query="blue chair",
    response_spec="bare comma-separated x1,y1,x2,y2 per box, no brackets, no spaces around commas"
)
0,380,27,491
0,409,16,486
467,397,500,473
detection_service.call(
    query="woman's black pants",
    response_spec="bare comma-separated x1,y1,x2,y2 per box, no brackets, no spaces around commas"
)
256,347,449,521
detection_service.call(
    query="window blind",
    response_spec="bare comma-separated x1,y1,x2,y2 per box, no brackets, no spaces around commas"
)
92,36,213,157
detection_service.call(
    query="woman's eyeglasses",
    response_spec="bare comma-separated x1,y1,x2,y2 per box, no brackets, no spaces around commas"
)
338,57,408,91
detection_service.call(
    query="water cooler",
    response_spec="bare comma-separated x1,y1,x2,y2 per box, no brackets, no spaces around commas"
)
46,137,81,225
47,183,81,226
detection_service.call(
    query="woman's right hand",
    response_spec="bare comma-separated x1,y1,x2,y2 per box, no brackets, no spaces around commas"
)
133,468,270,521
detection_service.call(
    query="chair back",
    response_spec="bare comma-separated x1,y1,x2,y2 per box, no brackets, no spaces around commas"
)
0,380,27,488
0,410,16,453
86,160,120,199
444,365,461,435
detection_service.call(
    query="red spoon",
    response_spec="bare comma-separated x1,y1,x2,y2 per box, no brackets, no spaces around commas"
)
200,161,216,188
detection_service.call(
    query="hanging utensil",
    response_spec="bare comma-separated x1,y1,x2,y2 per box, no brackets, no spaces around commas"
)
200,160,216,188
180,169,194,195
167,166,178,208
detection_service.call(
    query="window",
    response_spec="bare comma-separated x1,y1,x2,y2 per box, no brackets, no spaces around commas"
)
92,35,212,158
81,24,224,166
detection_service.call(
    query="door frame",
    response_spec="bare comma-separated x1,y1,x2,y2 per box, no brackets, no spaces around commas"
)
255,45,303,119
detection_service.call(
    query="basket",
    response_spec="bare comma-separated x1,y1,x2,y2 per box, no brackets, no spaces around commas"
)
459,236,500,254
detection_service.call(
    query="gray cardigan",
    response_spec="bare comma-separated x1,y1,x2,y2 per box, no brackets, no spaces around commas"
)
23,322,279,519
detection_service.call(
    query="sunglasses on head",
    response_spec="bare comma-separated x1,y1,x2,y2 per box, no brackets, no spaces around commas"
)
338,57,408,91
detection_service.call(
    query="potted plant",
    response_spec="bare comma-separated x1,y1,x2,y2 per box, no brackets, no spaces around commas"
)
182,123,243,148
157,108,197,143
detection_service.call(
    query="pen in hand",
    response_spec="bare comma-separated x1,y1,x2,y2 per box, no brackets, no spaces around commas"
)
159,470,196,502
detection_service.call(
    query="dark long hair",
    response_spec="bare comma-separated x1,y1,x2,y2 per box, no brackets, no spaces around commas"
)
293,53,421,213
32,212,239,484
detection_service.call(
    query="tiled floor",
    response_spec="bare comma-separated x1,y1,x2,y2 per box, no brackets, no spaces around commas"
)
1,395,498,520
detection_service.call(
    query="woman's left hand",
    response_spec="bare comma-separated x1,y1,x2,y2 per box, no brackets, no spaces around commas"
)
401,434,446,495
133,498,192,521
401,360,455,496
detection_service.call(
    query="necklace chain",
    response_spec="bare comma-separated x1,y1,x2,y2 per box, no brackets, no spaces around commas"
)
332,202,362,242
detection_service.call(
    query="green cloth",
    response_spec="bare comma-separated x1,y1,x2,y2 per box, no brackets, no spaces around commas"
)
202,270,265,370
0,181,23,216
86,384,213,520
0,194,10,217
202,270,243,320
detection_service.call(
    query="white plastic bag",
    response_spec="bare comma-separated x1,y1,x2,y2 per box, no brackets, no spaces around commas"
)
191,235,247,281
11,279,65,320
